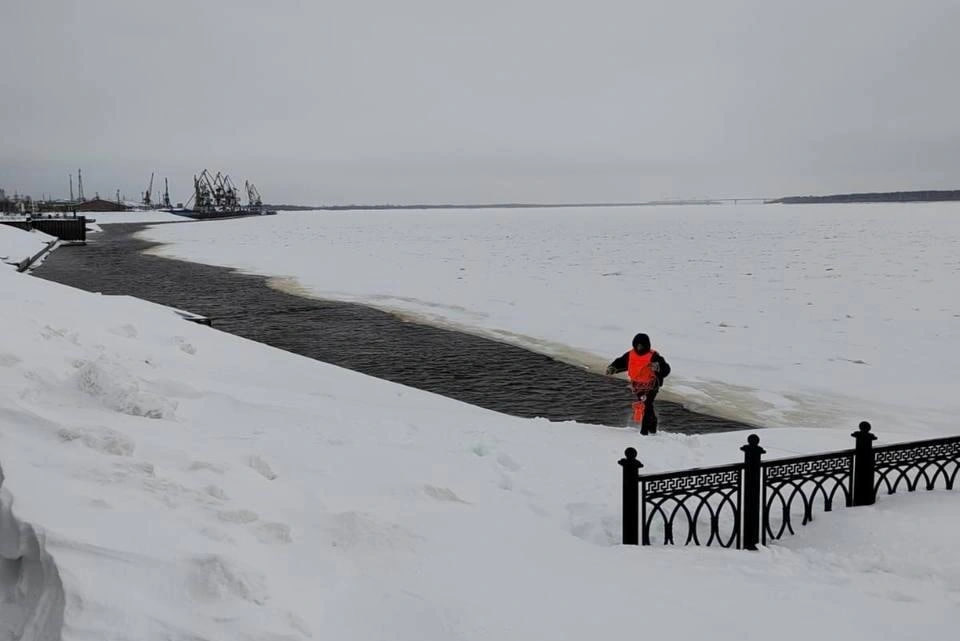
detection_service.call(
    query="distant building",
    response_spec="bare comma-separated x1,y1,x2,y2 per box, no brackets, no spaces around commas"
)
73,198,130,212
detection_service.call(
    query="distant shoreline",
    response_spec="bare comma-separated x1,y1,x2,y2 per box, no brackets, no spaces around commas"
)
267,200,722,211
767,189,960,204
266,189,960,211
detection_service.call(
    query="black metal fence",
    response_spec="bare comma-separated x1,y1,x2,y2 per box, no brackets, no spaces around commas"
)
619,422,960,550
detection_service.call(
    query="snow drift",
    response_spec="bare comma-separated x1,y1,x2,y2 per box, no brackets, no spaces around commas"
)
0,463,65,641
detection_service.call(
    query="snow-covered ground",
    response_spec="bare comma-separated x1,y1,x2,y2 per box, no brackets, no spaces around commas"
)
0,226,55,268
1,222,958,640
0,222,960,641
142,203,960,435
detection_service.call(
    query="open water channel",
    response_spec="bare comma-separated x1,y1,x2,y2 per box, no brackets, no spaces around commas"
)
34,223,753,434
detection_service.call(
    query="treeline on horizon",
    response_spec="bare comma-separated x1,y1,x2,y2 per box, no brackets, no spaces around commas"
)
769,190,960,204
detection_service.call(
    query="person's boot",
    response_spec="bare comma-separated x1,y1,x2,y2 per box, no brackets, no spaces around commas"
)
644,410,657,434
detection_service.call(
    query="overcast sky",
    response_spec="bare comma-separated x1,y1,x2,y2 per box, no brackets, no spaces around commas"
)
2,0,958,205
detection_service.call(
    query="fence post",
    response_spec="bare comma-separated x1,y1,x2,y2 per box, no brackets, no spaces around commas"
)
740,434,765,550
851,421,877,506
619,447,643,545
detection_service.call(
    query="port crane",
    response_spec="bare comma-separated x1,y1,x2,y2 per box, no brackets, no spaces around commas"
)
194,170,240,212
245,181,262,210
142,172,154,207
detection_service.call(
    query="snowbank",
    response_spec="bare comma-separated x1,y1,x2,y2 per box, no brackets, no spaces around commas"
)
0,463,65,641
1,240,957,639
141,203,960,435
0,226,55,269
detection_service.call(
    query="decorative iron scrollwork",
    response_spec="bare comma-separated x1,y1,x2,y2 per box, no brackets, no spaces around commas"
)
762,453,853,542
764,455,850,481
874,438,960,495
645,468,740,497
624,431,960,551
641,465,742,548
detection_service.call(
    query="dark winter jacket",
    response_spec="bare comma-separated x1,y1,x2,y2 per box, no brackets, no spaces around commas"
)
606,350,671,387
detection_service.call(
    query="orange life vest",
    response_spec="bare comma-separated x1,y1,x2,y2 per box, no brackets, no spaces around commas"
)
627,349,659,392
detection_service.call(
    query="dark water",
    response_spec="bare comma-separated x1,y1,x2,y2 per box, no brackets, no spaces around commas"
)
33,223,752,433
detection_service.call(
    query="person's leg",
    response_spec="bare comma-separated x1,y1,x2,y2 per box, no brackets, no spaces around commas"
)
642,389,659,434
630,383,647,432
632,399,647,431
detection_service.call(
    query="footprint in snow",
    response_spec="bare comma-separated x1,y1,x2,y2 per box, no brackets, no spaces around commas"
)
187,461,225,474
185,554,267,605
566,502,618,546
423,485,469,503
199,527,236,544
218,509,259,524
470,443,490,457
108,324,138,339
0,353,21,367
174,336,197,355
286,611,313,638
496,452,521,472
247,455,277,480
254,522,293,544
58,426,135,457
204,485,229,500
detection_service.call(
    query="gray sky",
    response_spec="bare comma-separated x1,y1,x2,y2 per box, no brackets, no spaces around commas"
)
2,0,959,205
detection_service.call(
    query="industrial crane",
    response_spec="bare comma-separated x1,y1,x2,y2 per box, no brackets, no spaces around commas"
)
184,168,271,217
194,170,216,211
221,175,240,209
194,170,240,212
142,172,154,207
245,181,262,211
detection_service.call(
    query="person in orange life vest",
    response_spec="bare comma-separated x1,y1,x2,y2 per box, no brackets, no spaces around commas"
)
605,333,671,434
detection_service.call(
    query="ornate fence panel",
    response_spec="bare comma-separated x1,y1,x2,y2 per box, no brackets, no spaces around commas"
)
640,463,743,548
762,451,853,543
619,423,960,551
874,436,960,495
